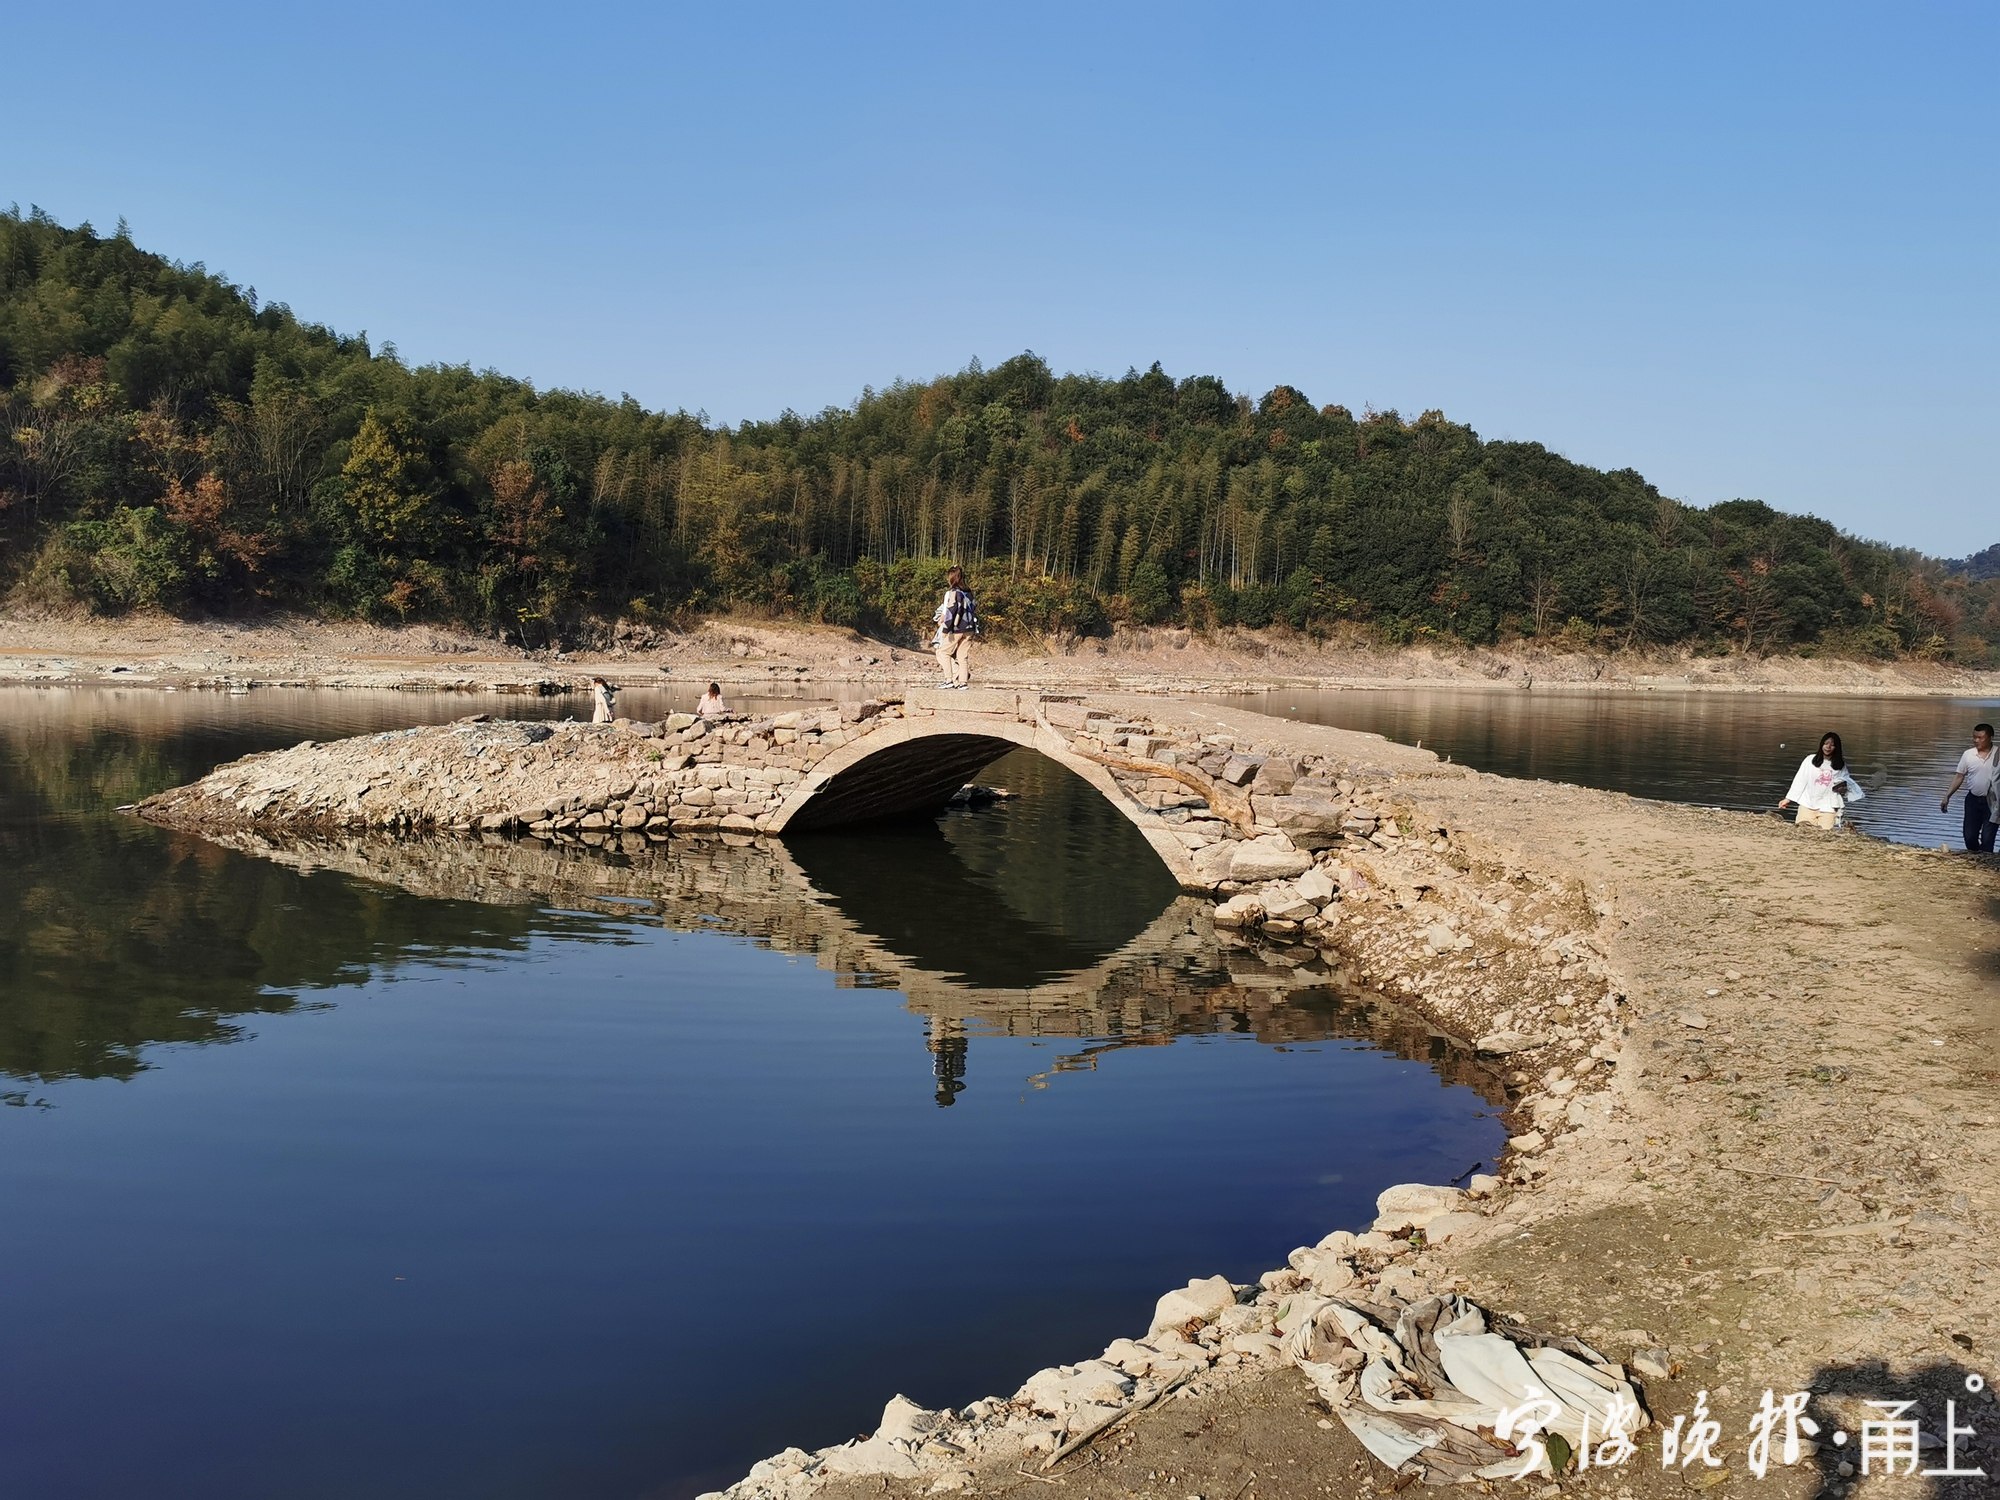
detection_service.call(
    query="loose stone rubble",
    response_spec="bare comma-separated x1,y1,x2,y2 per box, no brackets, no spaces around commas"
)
707,1173,1649,1499
140,701,893,841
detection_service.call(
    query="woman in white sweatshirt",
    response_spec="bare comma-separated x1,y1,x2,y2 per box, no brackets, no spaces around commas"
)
1779,731,1864,830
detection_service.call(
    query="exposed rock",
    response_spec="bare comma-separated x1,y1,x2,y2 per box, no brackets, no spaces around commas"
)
1229,840,1311,881
1220,755,1262,786
1192,841,1240,885
816,1435,922,1479
1256,756,1299,794
1261,892,1318,922
1018,1359,1136,1415
1631,1347,1674,1381
1423,921,1472,952
1211,895,1264,927
1149,1275,1238,1334
1253,791,1347,849
1474,1030,1550,1055
1292,1248,1357,1294
1372,1183,1468,1232
875,1394,943,1444
1295,865,1338,902
1350,1230,1406,1256
1420,1211,1485,1245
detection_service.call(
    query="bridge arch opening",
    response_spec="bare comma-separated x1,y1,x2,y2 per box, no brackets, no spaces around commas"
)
765,712,1211,890
776,732,1022,831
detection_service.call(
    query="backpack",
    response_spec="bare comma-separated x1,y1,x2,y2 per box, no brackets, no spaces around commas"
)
942,587,980,636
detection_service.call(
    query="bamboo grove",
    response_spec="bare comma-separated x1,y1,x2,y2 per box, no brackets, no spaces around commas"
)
2,209,1991,660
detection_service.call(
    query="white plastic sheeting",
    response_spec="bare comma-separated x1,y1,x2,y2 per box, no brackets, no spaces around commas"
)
1288,1294,1650,1484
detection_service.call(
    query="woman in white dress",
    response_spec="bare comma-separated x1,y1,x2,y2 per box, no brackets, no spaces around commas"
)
590,676,618,724
1779,731,1864,830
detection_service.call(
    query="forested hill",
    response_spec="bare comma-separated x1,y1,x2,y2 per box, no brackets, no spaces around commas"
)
1947,543,2000,583
2,208,1992,661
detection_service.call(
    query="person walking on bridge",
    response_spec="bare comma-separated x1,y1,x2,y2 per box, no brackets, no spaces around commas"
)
932,566,979,688
1940,721,1999,853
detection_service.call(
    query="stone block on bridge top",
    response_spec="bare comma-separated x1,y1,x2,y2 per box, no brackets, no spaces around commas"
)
903,686,1032,717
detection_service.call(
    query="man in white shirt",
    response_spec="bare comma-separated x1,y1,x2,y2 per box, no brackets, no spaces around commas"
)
1939,721,1998,852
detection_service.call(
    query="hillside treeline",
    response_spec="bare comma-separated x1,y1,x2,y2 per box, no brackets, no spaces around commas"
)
2,208,1992,659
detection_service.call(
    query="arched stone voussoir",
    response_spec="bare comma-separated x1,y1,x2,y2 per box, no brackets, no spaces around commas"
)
764,709,1207,889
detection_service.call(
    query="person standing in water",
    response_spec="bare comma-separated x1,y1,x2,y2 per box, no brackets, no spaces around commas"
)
590,676,618,724
1779,731,1864,830
1939,721,1999,853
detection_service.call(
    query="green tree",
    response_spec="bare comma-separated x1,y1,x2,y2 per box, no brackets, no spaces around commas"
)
341,410,440,549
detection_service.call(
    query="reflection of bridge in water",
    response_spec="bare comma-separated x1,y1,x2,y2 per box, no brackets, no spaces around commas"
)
204,826,1504,1109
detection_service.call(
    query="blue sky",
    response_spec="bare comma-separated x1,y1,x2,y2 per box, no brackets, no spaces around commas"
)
11,2,1995,554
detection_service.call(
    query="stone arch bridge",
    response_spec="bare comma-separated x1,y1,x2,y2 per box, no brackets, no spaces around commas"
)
139,686,1412,893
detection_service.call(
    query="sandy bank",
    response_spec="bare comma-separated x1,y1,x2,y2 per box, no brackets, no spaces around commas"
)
5,611,1998,700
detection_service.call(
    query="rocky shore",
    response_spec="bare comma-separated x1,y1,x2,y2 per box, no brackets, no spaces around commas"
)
134,691,1705,1493
126,688,2000,1499
786,704,2000,1500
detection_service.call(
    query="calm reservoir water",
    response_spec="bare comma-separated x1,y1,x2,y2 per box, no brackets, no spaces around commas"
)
0,686,1503,1500
1221,686,2000,848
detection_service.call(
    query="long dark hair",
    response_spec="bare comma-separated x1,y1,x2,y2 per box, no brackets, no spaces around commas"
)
1812,731,1845,770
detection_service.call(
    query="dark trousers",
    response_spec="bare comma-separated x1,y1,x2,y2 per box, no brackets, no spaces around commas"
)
1963,792,1997,853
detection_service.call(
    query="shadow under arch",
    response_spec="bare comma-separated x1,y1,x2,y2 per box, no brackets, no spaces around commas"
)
783,746,1181,989
765,710,1208,889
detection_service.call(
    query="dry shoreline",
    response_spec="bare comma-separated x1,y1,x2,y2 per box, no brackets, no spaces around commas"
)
5,612,2000,701
99,644,2000,1498
736,703,2000,1500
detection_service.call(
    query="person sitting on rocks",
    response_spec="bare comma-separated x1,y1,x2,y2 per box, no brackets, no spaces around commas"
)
590,676,618,724
696,682,728,718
